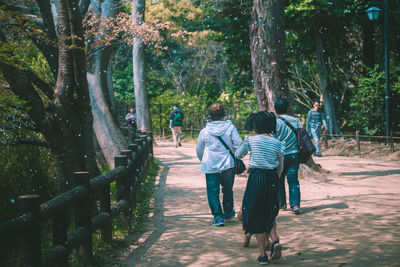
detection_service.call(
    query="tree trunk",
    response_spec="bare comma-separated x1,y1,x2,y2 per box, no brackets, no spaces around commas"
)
249,0,288,112
132,0,152,132
87,0,127,169
0,0,99,192
314,28,341,135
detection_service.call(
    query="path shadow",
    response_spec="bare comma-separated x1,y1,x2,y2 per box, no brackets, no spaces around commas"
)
340,169,400,178
299,202,349,215
121,159,169,265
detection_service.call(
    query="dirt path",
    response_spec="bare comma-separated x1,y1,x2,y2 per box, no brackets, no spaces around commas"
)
120,139,400,266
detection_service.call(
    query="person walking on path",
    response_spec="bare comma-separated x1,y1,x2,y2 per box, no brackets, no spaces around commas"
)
306,99,327,157
235,111,284,265
169,104,184,148
274,98,303,214
196,103,242,227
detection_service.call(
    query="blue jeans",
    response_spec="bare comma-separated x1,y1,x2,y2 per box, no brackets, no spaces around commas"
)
310,127,322,154
205,168,235,220
278,153,301,208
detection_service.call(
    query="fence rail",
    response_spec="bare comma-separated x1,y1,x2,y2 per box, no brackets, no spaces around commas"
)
0,131,154,267
162,126,398,154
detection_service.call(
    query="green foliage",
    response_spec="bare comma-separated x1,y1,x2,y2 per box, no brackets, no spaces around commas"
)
348,67,385,135
347,61,400,135
113,63,134,101
0,145,57,222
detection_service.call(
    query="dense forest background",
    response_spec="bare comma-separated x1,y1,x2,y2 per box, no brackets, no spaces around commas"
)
1,0,400,223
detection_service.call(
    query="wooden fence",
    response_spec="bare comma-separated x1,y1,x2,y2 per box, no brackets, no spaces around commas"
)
0,131,153,267
163,126,399,154
322,131,399,153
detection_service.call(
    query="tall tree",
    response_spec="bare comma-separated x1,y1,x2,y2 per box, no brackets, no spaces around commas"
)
86,0,128,169
0,0,99,192
250,0,288,112
313,25,340,134
132,0,152,132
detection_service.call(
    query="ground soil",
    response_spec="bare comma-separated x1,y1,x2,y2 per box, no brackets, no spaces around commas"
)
116,138,400,266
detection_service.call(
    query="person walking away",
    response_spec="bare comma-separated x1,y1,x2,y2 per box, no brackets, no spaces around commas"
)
169,104,184,148
196,103,242,227
274,98,303,214
235,111,284,265
125,107,137,140
306,99,327,157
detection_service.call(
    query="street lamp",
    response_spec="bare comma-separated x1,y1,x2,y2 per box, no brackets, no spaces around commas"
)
365,0,390,143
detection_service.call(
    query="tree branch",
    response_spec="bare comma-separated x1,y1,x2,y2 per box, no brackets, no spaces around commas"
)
3,138,49,147
25,70,54,99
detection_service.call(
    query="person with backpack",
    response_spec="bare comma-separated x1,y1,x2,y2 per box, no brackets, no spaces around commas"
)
273,98,304,215
169,104,184,148
196,103,242,227
306,99,327,157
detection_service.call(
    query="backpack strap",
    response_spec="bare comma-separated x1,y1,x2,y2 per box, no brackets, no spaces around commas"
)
215,136,236,159
278,117,298,135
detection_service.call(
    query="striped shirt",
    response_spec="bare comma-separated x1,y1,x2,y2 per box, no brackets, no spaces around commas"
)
306,109,327,131
274,115,303,155
235,135,284,169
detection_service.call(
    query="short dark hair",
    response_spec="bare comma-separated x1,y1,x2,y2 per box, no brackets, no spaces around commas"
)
245,111,276,134
173,103,179,108
314,99,320,104
274,98,288,114
208,103,226,121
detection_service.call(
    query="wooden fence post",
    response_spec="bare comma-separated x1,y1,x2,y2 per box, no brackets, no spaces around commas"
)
324,134,328,149
99,181,112,243
191,126,193,138
356,130,361,153
159,103,162,135
146,132,154,159
52,209,69,266
72,172,93,261
390,131,394,153
115,156,131,225
128,144,139,209
19,194,41,267
162,127,165,138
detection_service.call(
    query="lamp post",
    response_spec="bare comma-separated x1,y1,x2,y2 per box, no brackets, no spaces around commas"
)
365,1,390,143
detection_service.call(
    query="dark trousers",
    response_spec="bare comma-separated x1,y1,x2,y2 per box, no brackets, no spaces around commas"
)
278,153,301,208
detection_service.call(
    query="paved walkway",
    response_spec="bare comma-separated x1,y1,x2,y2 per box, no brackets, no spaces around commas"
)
120,139,400,266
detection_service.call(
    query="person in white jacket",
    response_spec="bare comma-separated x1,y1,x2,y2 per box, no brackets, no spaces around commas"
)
196,103,242,227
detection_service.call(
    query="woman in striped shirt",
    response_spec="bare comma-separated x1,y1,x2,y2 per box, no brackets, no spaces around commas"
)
235,111,284,265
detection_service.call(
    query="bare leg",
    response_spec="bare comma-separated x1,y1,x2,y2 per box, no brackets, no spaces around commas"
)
269,223,278,242
243,233,251,247
255,233,266,256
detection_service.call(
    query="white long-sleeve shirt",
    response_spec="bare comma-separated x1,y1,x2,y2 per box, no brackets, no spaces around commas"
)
196,120,242,174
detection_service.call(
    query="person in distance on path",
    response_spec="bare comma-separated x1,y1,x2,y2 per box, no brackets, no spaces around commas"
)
196,103,242,227
169,104,184,148
306,99,327,157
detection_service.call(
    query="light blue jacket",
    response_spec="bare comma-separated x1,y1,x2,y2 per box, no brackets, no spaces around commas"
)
196,120,242,174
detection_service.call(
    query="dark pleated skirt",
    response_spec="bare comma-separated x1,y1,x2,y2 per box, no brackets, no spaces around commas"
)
242,168,279,235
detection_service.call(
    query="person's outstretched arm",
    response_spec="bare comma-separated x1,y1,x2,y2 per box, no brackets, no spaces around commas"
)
235,136,250,159
321,112,327,130
306,110,311,132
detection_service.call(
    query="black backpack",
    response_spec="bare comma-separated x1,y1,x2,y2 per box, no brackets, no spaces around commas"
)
279,117,316,163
